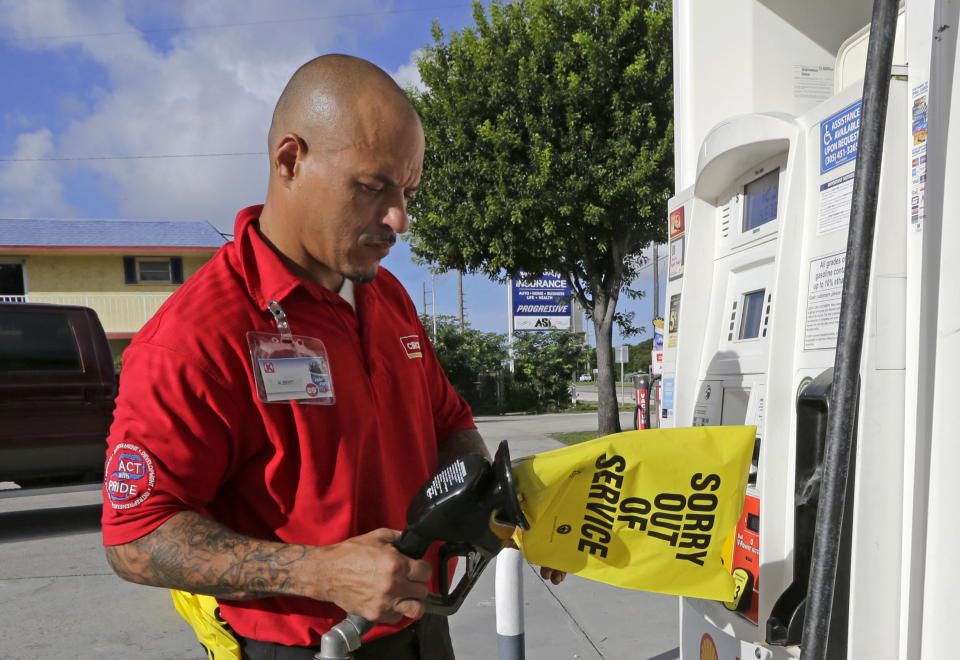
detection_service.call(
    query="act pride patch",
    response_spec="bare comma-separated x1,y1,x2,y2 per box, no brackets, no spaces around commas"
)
105,443,156,510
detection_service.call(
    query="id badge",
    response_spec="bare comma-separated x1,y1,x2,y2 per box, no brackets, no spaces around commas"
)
247,331,335,405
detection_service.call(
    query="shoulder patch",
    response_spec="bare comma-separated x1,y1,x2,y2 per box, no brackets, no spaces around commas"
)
105,443,157,510
400,335,423,359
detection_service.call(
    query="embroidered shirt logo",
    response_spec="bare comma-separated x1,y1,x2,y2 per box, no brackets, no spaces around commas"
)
105,443,157,510
400,335,423,359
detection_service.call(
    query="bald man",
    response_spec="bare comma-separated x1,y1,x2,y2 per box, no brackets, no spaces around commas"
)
100,55,489,659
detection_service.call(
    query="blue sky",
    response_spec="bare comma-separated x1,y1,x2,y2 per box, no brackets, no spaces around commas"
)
0,0,665,345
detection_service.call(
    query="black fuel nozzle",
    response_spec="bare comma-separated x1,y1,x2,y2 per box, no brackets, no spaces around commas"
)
316,440,527,660
396,440,528,561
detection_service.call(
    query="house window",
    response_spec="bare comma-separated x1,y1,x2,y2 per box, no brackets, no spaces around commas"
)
123,256,183,284
0,263,26,300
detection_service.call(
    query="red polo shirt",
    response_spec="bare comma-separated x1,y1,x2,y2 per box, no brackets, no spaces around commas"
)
101,205,475,646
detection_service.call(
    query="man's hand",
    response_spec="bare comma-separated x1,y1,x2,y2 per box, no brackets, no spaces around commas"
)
503,534,567,586
314,528,431,624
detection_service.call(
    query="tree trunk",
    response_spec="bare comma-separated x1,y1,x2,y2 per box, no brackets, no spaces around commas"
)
593,291,621,436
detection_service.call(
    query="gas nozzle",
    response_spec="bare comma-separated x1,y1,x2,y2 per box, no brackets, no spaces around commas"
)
316,440,527,660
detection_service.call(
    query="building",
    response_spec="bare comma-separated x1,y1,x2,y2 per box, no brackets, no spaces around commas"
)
0,218,227,368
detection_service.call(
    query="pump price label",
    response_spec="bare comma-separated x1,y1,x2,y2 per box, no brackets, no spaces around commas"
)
821,99,862,173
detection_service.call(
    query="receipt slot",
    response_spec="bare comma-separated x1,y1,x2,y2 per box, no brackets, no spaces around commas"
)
667,55,907,660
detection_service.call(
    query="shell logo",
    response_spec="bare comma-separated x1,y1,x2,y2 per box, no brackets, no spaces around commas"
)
700,633,720,660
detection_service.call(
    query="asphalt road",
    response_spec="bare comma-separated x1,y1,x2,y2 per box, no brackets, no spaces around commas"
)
0,411,679,660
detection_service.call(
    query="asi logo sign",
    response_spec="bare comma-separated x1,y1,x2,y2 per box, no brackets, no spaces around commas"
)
105,443,156,510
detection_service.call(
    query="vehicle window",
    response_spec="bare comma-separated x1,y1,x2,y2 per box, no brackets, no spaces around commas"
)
0,310,83,372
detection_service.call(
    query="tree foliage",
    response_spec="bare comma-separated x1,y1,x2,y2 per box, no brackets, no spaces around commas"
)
407,0,673,434
426,315,508,412
511,329,588,411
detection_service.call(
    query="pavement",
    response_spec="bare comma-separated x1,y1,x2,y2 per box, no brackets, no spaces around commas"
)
0,411,679,660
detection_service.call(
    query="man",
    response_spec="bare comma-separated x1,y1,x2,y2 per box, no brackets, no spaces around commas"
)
102,55,562,659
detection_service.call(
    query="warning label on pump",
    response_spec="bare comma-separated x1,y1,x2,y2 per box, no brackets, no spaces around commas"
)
817,172,855,235
821,99,862,174
805,253,846,350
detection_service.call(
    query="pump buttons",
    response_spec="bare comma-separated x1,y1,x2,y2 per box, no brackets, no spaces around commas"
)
723,568,755,613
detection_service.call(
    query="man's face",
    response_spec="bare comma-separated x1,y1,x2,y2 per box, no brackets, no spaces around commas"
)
291,109,424,287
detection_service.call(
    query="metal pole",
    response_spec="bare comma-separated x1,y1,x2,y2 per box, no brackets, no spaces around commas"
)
458,270,464,333
431,274,438,341
507,279,515,373
496,547,525,660
619,351,624,405
652,243,659,323
800,0,898,657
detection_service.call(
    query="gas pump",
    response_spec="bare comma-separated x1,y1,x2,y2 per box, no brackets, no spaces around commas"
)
632,372,651,430
662,3,919,658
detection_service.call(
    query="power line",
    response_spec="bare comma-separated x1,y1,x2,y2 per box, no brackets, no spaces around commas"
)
0,4,472,44
0,151,266,163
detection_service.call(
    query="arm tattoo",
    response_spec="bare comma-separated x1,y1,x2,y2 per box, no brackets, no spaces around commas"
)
105,511,307,600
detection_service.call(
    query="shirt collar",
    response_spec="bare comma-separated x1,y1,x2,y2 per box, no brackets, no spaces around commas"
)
231,205,375,315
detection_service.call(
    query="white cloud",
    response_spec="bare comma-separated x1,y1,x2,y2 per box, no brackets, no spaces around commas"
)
391,48,427,93
0,0,383,229
0,129,75,218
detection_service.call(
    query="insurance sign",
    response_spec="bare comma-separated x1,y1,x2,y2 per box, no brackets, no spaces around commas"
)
511,272,572,330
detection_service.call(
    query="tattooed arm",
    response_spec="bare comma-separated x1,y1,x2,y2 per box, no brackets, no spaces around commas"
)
104,511,431,623
437,427,491,466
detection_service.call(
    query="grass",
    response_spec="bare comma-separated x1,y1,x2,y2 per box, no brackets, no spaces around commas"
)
562,400,634,413
550,430,600,446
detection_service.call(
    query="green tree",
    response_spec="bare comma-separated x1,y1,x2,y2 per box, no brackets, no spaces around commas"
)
511,330,587,411
426,315,508,412
612,337,653,377
408,0,673,434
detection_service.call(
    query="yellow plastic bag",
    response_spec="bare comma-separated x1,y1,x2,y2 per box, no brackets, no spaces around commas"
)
513,426,754,601
171,590,241,660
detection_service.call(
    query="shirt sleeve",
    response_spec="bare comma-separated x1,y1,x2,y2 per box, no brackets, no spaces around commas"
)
101,341,241,546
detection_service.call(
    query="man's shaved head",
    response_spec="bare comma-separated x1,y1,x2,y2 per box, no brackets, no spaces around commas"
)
267,54,418,155
259,54,425,291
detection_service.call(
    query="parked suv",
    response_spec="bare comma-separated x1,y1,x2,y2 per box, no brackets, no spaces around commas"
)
0,303,116,487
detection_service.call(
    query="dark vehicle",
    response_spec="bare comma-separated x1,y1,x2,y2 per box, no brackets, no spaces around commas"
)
0,303,116,487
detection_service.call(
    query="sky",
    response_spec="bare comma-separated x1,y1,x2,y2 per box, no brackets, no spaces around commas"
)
0,0,666,346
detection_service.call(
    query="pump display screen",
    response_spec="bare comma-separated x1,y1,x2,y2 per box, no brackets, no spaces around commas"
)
739,290,766,339
743,169,780,231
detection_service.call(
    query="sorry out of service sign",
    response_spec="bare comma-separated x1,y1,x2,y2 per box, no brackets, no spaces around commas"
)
821,99,862,173
511,272,572,330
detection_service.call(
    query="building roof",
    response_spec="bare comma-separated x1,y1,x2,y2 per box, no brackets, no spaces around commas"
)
0,218,228,250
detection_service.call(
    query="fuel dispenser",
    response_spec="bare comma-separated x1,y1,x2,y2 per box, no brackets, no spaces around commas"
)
662,10,910,657
632,372,651,430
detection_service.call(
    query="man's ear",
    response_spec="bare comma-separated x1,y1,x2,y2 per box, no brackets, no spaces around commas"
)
274,133,305,183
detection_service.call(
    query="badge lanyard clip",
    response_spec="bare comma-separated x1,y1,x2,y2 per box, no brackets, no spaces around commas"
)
267,299,293,342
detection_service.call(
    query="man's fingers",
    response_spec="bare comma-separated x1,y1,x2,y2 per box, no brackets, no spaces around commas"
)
405,558,432,583
395,598,425,621
540,566,567,585
372,528,402,544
